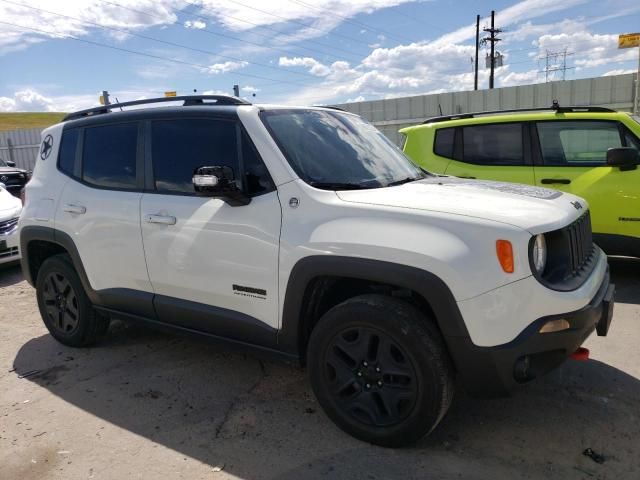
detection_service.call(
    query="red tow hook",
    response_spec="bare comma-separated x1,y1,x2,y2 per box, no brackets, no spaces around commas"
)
571,347,590,361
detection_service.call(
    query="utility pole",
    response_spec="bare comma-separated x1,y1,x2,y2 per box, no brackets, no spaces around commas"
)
481,10,502,89
474,14,480,91
233,84,240,97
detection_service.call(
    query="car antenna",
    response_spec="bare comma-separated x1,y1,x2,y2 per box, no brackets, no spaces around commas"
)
114,98,123,111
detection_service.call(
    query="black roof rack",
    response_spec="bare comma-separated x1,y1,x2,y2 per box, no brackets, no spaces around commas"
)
63,95,251,122
422,102,616,124
317,105,346,112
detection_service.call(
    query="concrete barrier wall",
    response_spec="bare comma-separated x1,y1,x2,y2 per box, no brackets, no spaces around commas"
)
335,73,637,146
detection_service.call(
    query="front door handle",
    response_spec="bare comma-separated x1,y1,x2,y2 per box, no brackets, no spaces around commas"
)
457,175,476,179
63,204,87,214
145,214,177,225
541,178,571,185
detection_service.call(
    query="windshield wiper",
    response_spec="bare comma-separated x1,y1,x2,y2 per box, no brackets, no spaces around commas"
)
386,176,423,187
308,181,374,190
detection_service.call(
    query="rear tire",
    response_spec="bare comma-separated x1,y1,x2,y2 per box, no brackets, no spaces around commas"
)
307,294,454,447
36,254,109,347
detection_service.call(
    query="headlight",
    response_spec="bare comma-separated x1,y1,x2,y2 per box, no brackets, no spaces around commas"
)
531,234,547,274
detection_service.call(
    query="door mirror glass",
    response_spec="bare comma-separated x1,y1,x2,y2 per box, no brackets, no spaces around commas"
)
606,147,639,170
192,166,250,206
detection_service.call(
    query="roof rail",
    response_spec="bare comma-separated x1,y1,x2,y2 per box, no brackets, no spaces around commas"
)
422,102,616,124
63,95,251,121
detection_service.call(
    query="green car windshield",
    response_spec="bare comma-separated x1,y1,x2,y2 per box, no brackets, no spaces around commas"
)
260,109,429,190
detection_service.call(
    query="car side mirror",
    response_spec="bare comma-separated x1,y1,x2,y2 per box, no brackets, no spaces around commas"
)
606,147,639,171
6,160,16,168
192,166,251,206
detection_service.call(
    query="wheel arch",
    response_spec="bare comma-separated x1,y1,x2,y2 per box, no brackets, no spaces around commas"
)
20,226,98,303
278,256,470,364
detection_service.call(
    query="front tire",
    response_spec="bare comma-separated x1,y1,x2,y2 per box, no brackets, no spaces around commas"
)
307,294,454,447
36,254,109,347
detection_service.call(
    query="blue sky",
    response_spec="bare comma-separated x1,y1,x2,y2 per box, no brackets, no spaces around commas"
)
0,0,639,112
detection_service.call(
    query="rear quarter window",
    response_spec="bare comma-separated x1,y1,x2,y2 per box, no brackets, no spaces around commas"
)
58,129,79,176
433,128,455,158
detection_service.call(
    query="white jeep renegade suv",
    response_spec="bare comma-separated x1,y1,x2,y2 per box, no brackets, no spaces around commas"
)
18,95,614,447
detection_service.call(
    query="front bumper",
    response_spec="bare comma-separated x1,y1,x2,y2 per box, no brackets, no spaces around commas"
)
0,226,21,265
448,269,614,397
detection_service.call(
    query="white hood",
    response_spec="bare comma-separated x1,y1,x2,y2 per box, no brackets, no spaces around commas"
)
336,177,586,234
0,186,22,221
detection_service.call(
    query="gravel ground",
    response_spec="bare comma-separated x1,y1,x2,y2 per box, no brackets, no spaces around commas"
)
0,258,638,480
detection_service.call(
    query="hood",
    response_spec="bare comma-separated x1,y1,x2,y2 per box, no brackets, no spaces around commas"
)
0,187,22,220
336,177,586,234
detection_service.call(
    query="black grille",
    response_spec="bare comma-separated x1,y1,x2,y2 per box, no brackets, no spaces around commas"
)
564,212,594,275
535,211,597,291
0,217,18,235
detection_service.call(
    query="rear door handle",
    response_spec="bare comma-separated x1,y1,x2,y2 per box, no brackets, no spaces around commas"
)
541,178,571,185
457,175,476,179
145,214,177,225
63,204,87,214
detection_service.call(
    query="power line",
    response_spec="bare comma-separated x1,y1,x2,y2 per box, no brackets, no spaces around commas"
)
285,0,416,44
178,0,365,61
1,0,322,81
220,0,380,49
101,0,364,62
0,20,318,90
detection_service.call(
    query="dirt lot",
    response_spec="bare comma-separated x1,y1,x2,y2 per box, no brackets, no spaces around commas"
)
0,259,638,480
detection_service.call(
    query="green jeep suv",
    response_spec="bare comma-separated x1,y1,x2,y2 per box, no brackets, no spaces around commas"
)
401,105,640,257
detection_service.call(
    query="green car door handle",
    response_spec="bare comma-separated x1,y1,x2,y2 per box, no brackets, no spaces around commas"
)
541,178,571,185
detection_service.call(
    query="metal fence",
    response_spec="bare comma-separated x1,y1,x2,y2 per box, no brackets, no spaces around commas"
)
0,128,42,171
335,73,638,146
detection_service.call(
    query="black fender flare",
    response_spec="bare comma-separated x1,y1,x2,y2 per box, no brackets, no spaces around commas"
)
277,255,470,353
21,225,98,299
278,255,514,397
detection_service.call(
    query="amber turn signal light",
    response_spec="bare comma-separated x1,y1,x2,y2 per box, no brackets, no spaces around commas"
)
496,240,514,273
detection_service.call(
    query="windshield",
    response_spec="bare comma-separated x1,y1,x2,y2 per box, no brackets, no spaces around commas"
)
0,159,7,167
260,109,429,189
633,115,640,126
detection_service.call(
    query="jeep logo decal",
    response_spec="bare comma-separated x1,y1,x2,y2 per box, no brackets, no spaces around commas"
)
571,201,582,210
40,135,53,160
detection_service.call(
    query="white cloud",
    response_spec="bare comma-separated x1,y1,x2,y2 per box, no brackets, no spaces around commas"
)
241,85,260,93
535,31,637,69
0,0,181,53
0,89,54,112
204,60,249,74
184,20,206,30
197,0,416,39
603,68,635,76
279,57,331,76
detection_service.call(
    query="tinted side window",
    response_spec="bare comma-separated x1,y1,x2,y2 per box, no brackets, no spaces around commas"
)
242,131,274,195
434,128,455,158
536,121,623,165
58,128,78,176
83,123,138,188
462,123,524,165
151,118,238,194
